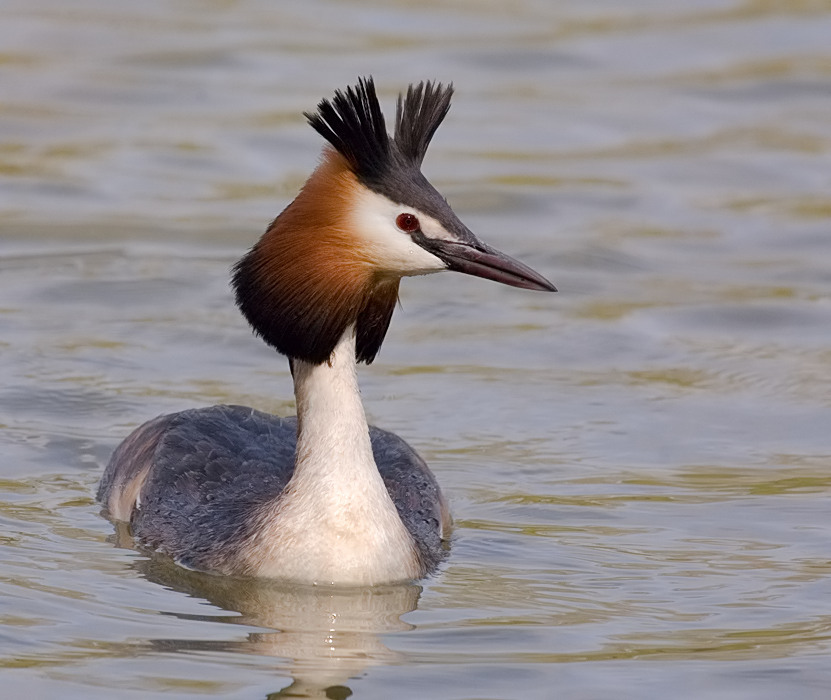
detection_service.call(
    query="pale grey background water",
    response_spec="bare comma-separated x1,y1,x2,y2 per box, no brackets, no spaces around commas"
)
2,1,831,698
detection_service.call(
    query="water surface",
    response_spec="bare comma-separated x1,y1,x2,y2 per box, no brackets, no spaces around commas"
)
2,1,831,698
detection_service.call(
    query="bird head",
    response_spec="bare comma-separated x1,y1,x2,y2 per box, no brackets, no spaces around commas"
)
233,78,555,365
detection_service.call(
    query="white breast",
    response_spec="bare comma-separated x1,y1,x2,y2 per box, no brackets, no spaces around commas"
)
238,328,421,585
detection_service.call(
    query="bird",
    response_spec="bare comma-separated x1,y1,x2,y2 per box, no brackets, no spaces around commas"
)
98,78,556,586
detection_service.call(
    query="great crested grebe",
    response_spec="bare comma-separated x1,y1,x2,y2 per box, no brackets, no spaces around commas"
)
98,78,556,586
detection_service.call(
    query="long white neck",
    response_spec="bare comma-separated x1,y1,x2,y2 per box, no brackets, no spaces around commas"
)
250,327,420,585
293,326,381,488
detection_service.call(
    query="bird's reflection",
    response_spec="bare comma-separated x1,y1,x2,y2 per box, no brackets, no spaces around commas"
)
134,552,421,699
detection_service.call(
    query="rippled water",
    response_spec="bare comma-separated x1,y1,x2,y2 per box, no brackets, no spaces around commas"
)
2,1,831,698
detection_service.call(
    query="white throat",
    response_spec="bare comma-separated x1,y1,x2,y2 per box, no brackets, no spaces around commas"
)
250,326,420,585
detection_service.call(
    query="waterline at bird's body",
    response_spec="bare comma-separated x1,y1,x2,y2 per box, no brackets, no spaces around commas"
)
98,78,554,585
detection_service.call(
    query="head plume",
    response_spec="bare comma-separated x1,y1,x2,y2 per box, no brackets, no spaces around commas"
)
234,78,455,366
305,77,391,181
305,77,454,180
395,81,454,167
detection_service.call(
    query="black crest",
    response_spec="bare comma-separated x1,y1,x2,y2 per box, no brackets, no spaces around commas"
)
394,81,454,167
305,77,391,180
305,77,453,179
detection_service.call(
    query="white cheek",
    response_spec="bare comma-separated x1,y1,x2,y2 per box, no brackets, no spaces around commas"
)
350,189,447,276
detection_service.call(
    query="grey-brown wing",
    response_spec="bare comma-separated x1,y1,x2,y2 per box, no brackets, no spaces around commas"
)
371,426,450,572
99,405,297,571
98,412,179,521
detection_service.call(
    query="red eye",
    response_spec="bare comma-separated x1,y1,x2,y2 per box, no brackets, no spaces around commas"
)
396,212,420,233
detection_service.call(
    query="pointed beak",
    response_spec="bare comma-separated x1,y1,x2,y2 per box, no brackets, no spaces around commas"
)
417,236,557,292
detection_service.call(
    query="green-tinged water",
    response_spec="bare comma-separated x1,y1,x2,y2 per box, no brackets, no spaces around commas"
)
2,1,831,698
